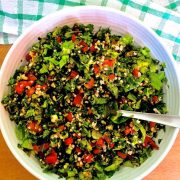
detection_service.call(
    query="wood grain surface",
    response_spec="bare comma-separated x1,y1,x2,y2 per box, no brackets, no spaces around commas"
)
0,45,179,180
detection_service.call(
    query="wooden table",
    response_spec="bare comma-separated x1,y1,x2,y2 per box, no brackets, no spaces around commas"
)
0,44,180,180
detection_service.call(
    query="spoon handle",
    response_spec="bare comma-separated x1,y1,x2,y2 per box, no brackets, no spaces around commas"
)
119,110,180,128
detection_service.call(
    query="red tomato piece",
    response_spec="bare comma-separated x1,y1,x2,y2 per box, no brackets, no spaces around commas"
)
83,154,94,163
79,41,87,46
124,126,131,135
82,46,88,52
93,148,101,154
102,59,115,67
59,125,65,132
27,121,42,133
108,74,116,81
72,34,76,42
117,151,127,159
15,83,25,94
96,138,105,147
84,78,95,89
73,133,81,139
152,96,159,104
41,143,49,151
87,108,93,115
143,136,159,150
41,84,47,90
26,87,35,97
25,53,32,61
64,137,73,145
89,45,96,52
75,147,82,154
73,93,83,106
93,64,100,75
132,68,141,78
33,145,40,153
45,150,58,165
27,73,37,81
149,122,156,128
103,135,111,144
69,70,78,79
109,143,115,148
65,112,73,122
56,36,62,43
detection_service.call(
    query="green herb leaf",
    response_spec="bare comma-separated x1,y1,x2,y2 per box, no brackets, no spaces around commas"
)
149,72,165,90
40,64,48,74
22,139,33,149
25,109,35,118
59,55,69,68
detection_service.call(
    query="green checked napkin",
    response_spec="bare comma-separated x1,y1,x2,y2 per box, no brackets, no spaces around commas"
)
0,0,180,61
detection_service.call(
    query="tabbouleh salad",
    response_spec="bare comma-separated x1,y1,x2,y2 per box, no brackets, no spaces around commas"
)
1,24,167,180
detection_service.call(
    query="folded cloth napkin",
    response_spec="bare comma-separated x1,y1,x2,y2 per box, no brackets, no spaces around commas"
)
0,0,179,61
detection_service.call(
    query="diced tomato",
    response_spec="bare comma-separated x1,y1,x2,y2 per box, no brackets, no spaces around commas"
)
41,143,50,151
103,135,111,144
69,70,78,79
25,53,32,61
108,74,116,81
84,78,95,89
75,147,82,154
89,45,96,52
56,36,62,43
117,151,127,159
27,80,34,86
15,80,32,94
26,87,35,97
64,137,73,145
96,138,105,147
124,126,135,135
27,73,37,81
47,76,54,81
149,122,156,128
87,108,93,115
132,68,141,78
80,41,88,52
73,93,83,106
41,84,47,90
33,145,40,153
73,133,81,139
143,135,159,150
72,34,76,42
93,64,100,75
124,126,131,135
82,46,88,52
15,82,25,94
93,148,101,154
83,154,94,163
152,95,159,104
59,125,65,131
33,143,50,153
109,143,115,148
79,41,87,46
45,149,58,165
102,59,115,67
27,121,43,133
65,112,73,122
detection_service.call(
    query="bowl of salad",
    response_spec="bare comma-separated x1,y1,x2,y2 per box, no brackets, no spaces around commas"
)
0,6,180,180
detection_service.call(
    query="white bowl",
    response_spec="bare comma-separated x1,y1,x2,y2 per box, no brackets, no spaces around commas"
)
0,6,180,180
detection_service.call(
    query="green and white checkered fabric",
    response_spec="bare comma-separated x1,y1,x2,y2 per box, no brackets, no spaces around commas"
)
0,0,179,61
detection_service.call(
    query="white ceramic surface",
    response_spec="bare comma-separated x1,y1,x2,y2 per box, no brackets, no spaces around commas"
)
0,6,180,180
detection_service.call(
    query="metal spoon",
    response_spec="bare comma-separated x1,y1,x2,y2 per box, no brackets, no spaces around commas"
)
119,110,180,128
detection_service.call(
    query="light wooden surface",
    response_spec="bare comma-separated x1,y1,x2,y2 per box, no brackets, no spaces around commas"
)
0,44,180,180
